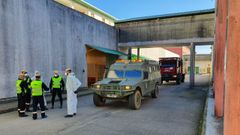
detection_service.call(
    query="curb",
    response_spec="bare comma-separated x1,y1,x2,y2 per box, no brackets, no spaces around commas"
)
200,86,221,135
195,87,209,135
0,90,93,115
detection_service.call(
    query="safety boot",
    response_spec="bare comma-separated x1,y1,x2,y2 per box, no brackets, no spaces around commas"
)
41,112,47,119
32,113,37,120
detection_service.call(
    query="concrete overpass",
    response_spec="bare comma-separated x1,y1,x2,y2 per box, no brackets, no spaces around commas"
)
115,9,215,87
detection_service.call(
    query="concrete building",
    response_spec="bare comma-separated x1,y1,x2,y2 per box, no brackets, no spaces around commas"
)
0,0,119,99
54,0,116,26
183,54,212,74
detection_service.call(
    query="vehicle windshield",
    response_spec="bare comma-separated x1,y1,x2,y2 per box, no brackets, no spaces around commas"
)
125,70,142,78
107,70,124,78
160,61,176,67
107,70,142,78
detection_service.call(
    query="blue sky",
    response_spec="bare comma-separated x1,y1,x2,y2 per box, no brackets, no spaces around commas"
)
84,0,215,20
84,0,214,54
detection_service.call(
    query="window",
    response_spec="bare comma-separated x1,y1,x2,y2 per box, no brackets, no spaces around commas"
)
107,70,124,78
143,72,149,79
125,70,142,78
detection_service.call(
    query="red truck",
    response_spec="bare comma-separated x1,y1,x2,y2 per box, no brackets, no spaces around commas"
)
159,57,185,84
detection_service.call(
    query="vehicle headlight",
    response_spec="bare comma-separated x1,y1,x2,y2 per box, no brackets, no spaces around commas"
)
124,85,132,90
94,84,101,89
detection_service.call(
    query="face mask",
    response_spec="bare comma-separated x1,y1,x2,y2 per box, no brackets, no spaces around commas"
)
54,74,58,77
65,72,68,76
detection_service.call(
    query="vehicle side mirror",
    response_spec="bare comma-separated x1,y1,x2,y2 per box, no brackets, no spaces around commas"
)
144,72,149,79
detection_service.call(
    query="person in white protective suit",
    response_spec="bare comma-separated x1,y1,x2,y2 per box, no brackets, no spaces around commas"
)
64,68,81,118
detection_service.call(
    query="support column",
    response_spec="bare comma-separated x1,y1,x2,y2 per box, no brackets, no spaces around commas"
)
128,48,132,60
190,43,195,88
214,0,227,118
137,48,140,60
224,0,240,134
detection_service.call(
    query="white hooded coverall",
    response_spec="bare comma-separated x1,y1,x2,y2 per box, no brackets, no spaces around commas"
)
66,73,81,115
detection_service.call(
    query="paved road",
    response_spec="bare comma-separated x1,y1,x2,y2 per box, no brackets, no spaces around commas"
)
0,75,209,135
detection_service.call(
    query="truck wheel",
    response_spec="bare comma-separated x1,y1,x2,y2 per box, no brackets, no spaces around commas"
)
151,84,159,98
181,74,185,83
93,93,106,106
129,90,142,110
176,77,180,85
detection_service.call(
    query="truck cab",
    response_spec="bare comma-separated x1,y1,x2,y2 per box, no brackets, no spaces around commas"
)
159,57,185,84
92,59,161,110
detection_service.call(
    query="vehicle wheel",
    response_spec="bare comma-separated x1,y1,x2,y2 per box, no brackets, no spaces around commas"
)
151,84,159,98
93,93,106,106
129,90,142,110
176,77,180,85
181,74,185,83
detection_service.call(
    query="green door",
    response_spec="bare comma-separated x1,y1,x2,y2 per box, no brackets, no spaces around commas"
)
195,67,199,74
188,66,200,74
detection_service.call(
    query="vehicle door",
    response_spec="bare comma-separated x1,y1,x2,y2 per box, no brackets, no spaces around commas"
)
148,66,155,92
149,66,157,91
142,70,151,94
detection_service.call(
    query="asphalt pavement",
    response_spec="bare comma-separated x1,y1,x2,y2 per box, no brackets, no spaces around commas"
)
0,75,210,135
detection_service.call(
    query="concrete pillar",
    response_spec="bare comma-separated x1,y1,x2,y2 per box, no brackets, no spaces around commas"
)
128,48,132,60
190,43,195,88
214,0,227,118
137,48,140,60
223,0,240,134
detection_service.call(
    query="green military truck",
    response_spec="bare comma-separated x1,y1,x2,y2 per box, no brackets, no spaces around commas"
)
92,59,161,110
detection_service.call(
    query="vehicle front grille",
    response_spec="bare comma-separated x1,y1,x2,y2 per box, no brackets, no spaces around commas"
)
102,85,120,90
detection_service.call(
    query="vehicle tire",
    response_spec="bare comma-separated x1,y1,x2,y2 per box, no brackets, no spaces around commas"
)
151,84,159,98
129,90,142,110
93,93,106,106
176,77,180,85
181,74,185,83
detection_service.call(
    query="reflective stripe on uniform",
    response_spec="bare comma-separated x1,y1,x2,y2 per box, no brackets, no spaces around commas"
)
26,77,31,89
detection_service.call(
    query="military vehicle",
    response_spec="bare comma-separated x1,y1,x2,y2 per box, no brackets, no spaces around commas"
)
92,59,161,110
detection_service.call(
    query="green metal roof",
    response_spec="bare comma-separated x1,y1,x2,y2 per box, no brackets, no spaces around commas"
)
86,45,127,56
73,0,117,21
116,8,215,24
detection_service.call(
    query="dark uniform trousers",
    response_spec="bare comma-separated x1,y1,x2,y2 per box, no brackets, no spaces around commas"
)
32,96,45,119
25,91,31,110
17,94,26,115
51,88,63,107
